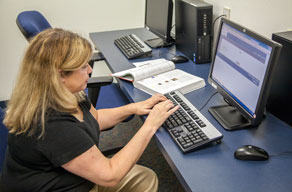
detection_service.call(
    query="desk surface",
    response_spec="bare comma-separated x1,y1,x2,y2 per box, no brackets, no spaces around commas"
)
90,28,292,192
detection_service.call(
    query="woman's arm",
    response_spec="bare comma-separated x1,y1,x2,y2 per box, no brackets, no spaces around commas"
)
90,94,167,131
62,99,179,186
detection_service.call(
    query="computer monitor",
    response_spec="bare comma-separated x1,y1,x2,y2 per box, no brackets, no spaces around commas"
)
144,0,174,48
208,18,282,131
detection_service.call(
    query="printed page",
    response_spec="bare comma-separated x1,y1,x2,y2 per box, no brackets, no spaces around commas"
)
133,60,174,81
112,59,175,81
112,66,145,81
132,58,170,67
135,69,204,94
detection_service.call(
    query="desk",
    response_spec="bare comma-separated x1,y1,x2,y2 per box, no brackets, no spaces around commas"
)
90,28,292,192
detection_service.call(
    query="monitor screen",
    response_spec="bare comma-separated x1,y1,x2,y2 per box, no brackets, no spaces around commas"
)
144,0,174,47
208,18,281,130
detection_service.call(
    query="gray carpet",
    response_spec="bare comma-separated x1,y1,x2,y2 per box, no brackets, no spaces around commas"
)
99,115,185,192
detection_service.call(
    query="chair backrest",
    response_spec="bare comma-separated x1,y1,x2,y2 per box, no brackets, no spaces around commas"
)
16,10,52,41
0,107,8,172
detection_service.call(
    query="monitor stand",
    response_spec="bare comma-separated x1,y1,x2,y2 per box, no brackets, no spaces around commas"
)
144,37,174,48
208,104,252,131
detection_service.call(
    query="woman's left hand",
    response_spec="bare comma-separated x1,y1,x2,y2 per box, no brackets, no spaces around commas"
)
133,94,167,115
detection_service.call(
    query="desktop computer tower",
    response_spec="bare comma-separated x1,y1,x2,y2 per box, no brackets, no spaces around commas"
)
175,0,212,64
266,31,292,125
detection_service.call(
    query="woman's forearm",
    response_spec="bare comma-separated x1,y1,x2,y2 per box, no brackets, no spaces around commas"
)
97,103,136,131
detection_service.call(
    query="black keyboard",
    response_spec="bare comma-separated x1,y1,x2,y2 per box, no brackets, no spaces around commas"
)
163,91,223,153
114,34,152,59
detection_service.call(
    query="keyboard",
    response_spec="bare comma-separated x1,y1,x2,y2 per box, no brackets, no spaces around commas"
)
114,34,152,59
163,91,223,153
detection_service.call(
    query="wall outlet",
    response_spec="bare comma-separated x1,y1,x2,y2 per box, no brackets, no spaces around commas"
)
223,7,231,19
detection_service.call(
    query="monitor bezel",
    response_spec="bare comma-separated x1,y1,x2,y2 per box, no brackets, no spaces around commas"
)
144,0,173,43
208,18,282,127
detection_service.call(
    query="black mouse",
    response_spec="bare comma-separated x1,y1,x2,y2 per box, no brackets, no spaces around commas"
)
234,145,269,161
170,55,188,64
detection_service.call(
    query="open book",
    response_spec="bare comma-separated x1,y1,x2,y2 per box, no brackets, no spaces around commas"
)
112,59,206,95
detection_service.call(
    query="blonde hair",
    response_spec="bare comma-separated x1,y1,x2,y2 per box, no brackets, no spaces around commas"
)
4,28,93,137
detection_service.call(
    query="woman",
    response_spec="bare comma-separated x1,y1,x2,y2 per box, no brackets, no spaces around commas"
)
0,28,179,192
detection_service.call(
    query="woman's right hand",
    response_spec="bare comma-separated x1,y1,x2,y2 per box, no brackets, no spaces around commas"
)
144,99,179,132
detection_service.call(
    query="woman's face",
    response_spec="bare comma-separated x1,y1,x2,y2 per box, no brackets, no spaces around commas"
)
61,62,93,93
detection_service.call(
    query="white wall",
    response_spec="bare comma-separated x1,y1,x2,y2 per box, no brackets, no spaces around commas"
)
0,0,145,100
205,0,292,38
1,0,292,101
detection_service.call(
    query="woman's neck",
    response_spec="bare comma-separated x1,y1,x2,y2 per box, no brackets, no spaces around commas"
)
72,106,84,122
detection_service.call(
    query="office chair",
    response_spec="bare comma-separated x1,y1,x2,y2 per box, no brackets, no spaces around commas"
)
16,10,132,155
16,10,51,40
16,10,113,107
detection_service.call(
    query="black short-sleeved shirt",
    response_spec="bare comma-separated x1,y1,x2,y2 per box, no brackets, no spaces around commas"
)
0,97,99,192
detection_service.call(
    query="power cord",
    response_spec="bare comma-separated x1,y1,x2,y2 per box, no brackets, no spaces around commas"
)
270,151,292,157
211,14,226,41
211,14,227,58
198,91,218,111
262,119,292,158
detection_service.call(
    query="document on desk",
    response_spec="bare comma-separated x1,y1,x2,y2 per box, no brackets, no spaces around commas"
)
111,58,206,95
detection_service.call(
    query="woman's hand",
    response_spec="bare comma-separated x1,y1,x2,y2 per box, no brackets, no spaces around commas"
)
133,94,167,115
144,99,179,132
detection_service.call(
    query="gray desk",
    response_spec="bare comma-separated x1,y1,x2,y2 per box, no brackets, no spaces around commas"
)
90,28,292,192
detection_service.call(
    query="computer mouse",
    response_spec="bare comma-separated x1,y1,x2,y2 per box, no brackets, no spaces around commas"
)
170,55,189,64
234,145,269,161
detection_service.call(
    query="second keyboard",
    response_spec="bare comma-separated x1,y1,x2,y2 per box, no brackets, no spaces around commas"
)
114,34,152,59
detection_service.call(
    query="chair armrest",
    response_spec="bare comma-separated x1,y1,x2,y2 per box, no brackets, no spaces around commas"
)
87,76,113,107
87,76,113,88
88,52,105,68
91,52,105,62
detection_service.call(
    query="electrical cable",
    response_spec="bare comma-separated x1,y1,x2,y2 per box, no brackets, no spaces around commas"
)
211,14,226,40
211,14,226,58
270,151,292,157
198,91,218,111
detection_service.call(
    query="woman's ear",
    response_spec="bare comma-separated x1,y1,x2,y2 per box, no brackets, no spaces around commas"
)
59,70,66,83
